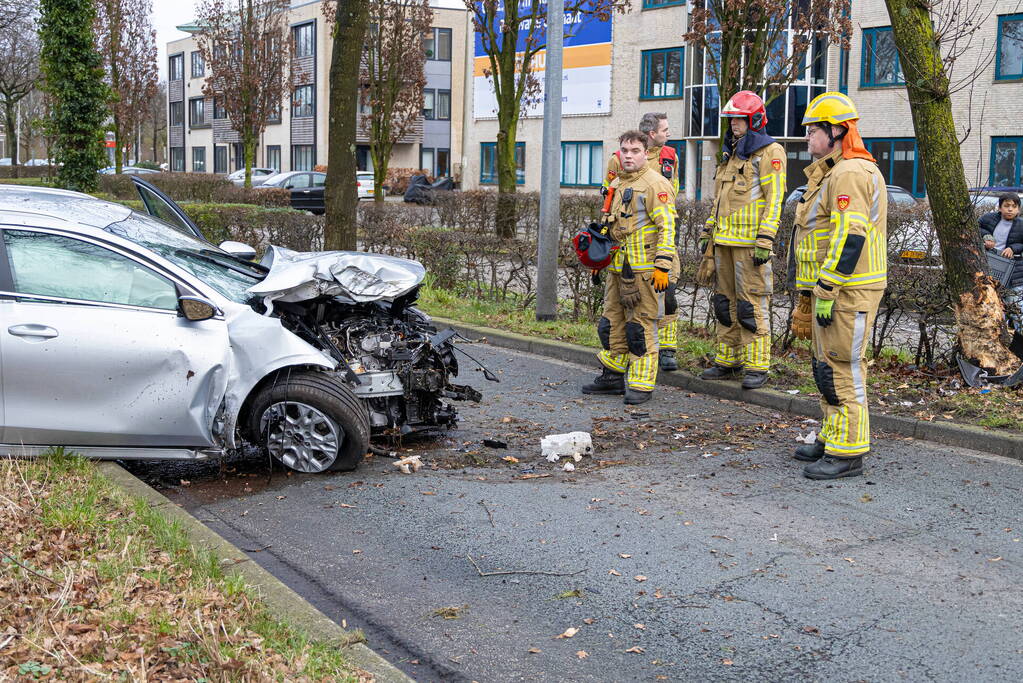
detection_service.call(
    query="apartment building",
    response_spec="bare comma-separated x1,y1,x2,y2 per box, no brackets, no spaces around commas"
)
461,1,1023,198
166,0,468,178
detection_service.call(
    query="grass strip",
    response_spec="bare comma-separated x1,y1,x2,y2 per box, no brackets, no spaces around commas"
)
419,283,1023,434
0,450,367,681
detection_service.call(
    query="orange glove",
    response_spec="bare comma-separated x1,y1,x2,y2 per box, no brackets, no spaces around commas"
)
652,267,670,292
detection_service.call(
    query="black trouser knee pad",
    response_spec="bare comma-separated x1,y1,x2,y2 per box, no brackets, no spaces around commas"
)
597,316,612,350
712,293,732,327
812,358,841,406
737,299,758,332
625,322,647,356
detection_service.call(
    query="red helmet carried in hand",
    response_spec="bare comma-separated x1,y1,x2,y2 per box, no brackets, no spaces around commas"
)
721,90,768,131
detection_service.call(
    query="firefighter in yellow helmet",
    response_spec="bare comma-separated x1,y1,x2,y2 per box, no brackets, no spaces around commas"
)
699,91,786,389
603,113,681,372
583,130,676,405
791,92,887,480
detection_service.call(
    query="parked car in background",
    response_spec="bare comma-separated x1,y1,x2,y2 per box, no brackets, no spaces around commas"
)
357,171,385,200
0,158,11,166
257,171,326,214
227,167,277,186
23,158,56,167
785,183,920,209
98,166,160,175
969,187,1023,213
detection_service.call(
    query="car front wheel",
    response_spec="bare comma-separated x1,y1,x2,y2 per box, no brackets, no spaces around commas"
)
245,372,370,473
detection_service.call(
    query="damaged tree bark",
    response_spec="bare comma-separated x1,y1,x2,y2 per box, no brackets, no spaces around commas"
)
884,0,1018,375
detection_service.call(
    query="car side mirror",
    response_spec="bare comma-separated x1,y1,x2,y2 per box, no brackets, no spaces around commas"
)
218,240,257,260
284,184,294,189
179,296,219,322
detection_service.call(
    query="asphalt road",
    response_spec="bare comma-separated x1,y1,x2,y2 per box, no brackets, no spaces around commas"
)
128,342,1023,682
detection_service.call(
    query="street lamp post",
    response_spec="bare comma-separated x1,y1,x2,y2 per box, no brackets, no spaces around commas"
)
535,0,564,321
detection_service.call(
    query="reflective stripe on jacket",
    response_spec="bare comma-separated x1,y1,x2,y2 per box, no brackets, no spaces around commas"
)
705,142,786,247
793,149,888,291
607,166,676,273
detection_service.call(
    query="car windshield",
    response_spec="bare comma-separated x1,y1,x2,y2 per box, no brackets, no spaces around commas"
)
103,211,265,304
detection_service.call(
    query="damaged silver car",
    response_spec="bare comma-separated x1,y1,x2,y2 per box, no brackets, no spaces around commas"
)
0,178,488,473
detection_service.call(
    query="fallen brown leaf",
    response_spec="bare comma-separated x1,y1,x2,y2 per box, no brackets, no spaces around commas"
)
502,456,520,464
556,627,579,639
625,646,645,654
634,575,647,582
528,648,541,654
576,650,589,659
619,553,632,559
608,569,621,576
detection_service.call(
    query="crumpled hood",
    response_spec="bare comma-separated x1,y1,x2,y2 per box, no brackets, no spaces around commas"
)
248,246,426,305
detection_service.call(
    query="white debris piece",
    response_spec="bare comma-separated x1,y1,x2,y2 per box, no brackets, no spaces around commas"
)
796,431,817,444
393,454,424,474
540,431,593,462
563,462,576,472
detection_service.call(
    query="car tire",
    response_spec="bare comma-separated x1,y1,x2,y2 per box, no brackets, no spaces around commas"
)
245,371,370,473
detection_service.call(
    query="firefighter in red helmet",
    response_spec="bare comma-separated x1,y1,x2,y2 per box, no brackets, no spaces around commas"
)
698,90,786,389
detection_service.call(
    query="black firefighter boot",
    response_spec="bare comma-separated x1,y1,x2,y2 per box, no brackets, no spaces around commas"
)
659,349,678,372
700,364,742,380
803,454,864,480
793,440,825,462
624,387,652,405
742,371,769,389
582,367,625,395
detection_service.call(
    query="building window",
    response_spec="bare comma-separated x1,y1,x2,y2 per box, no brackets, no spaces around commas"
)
480,142,524,185
232,143,244,172
864,138,925,197
643,0,685,7
292,144,315,171
293,22,314,58
421,148,435,176
188,97,205,127
996,14,1023,80
561,142,602,187
423,89,435,119
190,51,204,78
436,89,451,120
213,97,226,120
266,145,281,171
436,148,450,177
192,146,206,172
641,47,683,99
665,139,686,190
420,148,451,177
425,27,452,61
169,53,183,81
861,27,904,87
170,147,184,172
169,101,184,127
267,101,281,123
292,84,314,118
991,137,1023,187
214,145,228,173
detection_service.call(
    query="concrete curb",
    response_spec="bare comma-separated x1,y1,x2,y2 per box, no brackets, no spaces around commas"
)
97,462,412,683
436,316,1023,463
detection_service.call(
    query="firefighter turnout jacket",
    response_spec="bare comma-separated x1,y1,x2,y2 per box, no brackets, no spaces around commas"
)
703,140,786,249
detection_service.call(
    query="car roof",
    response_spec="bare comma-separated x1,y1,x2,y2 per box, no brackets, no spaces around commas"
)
0,184,132,231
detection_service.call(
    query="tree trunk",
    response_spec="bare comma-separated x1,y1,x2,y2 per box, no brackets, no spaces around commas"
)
885,0,1018,375
325,0,369,251
495,110,518,239
3,103,17,178
371,141,387,204
243,132,256,188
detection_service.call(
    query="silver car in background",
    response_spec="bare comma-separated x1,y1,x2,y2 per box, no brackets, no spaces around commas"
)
0,179,482,473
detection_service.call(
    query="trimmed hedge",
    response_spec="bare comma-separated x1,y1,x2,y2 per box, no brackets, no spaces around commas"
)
98,172,291,208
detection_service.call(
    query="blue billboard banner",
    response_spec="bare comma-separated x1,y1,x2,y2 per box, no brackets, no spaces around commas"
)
472,1,613,57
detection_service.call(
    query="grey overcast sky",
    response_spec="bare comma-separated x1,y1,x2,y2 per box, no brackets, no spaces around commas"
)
153,0,465,81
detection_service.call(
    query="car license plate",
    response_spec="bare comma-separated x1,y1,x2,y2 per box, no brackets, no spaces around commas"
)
368,189,374,195
900,249,926,260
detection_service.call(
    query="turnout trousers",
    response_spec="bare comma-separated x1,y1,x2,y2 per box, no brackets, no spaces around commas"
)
811,288,883,457
657,255,681,350
597,270,661,391
711,245,772,371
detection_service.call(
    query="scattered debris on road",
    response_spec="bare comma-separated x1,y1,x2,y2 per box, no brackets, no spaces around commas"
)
393,454,424,474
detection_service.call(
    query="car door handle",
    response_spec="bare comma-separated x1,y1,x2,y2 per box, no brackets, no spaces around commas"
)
8,324,59,340
301,189,311,193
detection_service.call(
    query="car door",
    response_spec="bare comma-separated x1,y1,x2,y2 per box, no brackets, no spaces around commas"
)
308,173,326,213
286,173,313,210
131,176,208,242
0,227,229,447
